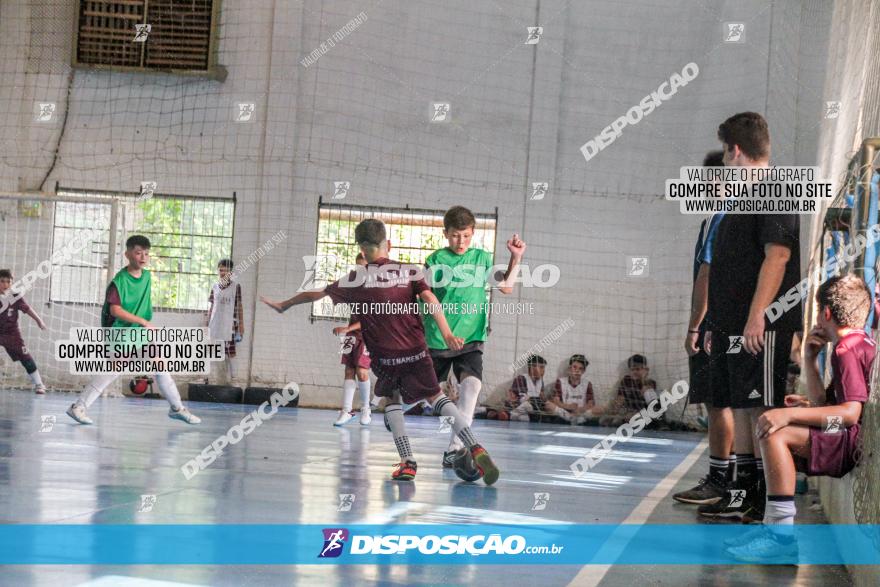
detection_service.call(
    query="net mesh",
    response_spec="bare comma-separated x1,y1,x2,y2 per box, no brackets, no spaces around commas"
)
805,0,880,526
0,1,878,445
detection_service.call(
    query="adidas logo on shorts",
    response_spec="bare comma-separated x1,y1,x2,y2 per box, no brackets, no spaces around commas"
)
748,389,761,399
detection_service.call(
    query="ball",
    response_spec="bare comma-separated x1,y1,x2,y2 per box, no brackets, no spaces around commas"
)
129,377,150,395
452,448,482,483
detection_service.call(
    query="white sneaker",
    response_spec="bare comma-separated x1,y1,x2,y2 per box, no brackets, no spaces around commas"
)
370,397,382,409
360,408,372,426
169,406,201,424
513,413,530,422
35,384,47,395
334,411,355,427
66,402,94,425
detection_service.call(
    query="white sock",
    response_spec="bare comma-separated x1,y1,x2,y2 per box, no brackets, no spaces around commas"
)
432,395,478,448
342,379,356,412
765,496,796,539
80,373,119,408
448,377,481,451
154,372,183,411
226,358,236,381
765,496,796,525
28,370,44,386
357,380,371,411
553,405,572,421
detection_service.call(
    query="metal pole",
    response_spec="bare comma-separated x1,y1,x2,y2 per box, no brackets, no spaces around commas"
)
852,138,880,276
108,198,119,281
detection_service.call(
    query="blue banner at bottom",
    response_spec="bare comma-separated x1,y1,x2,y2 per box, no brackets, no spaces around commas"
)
2,524,879,565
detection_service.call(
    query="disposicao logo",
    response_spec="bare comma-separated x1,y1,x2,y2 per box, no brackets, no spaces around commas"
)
319,528,349,558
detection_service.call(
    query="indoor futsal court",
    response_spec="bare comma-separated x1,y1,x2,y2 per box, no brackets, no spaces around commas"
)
2,1,880,586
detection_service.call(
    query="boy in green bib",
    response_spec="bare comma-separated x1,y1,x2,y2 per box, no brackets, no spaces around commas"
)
425,206,526,467
66,235,201,425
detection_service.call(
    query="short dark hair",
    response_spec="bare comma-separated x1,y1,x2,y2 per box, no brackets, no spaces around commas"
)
354,219,386,247
444,206,476,232
816,274,871,328
627,354,648,369
717,112,770,160
355,252,365,263
703,150,724,167
569,354,589,368
0,269,12,280
218,258,234,270
527,354,546,366
125,235,151,250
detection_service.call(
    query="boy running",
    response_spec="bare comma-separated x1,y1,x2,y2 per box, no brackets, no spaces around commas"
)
261,219,500,484
0,269,48,394
425,205,526,466
66,235,201,425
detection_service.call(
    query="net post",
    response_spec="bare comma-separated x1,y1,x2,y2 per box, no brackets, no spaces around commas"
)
108,197,120,281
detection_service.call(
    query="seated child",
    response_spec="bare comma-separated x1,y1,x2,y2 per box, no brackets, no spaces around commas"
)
726,274,874,561
546,354,596,424
505,355,547,422
600,354,658,427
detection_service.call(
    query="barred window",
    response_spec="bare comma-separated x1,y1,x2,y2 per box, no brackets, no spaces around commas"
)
310,201,498,320
52,188,234,311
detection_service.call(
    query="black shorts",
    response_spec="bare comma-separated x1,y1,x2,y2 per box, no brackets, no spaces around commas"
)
688,332,713,405
430,348,483,382
710,329,793,409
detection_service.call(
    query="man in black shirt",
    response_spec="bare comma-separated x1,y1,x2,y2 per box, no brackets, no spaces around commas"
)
699,112,802,522
673,151,736,506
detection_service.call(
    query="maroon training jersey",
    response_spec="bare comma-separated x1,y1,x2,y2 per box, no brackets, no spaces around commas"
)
828,330,874,408
325,258,430,359
0,296,31,336
806,329,876,478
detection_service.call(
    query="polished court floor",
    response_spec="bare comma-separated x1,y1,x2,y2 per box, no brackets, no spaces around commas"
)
0,389,855,586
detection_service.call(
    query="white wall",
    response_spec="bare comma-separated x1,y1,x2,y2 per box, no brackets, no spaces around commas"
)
0,0,832,409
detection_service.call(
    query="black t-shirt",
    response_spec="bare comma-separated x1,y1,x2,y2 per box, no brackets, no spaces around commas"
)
707,214,801,332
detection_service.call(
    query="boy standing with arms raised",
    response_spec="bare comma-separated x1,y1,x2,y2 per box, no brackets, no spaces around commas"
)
425,206,526,466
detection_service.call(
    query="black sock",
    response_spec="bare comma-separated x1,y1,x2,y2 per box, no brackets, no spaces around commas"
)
727,454,737,483
708,455,729,484
735,453,756,485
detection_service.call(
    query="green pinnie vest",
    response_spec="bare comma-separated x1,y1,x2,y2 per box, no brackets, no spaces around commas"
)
101,267,153,328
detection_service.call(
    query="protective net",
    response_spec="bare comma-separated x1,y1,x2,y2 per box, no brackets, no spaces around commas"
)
0,0,874,435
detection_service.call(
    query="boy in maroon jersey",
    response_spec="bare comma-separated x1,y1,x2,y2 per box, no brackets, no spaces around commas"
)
0,269,48,394
261,219,500,484
727,275,875,561
331,253,373,426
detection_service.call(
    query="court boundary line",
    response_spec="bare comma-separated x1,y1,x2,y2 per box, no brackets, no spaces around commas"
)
566,438,709,586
